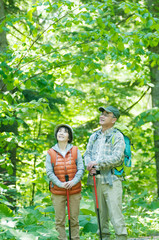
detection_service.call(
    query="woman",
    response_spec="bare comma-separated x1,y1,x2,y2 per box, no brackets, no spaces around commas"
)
46,124,84,240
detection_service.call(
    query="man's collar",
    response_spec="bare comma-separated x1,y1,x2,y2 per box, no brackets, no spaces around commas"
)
101,127,114,135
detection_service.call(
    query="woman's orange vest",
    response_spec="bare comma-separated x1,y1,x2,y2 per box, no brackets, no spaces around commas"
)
48,146,81,195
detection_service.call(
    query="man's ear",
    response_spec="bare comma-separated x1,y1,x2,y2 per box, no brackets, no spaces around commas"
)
112,118,117,124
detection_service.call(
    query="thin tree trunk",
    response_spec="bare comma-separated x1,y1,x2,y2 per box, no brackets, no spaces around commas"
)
30,114,42,206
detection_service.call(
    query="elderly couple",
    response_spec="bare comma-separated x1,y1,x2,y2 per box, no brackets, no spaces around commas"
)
46,105,128,240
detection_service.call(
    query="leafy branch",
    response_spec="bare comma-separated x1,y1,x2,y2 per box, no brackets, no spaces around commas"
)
123,85,151,113
11,25,41,45
12,60,74,92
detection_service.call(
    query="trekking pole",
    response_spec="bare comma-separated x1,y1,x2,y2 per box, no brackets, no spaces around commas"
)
93,171,102,240
65,175,71,240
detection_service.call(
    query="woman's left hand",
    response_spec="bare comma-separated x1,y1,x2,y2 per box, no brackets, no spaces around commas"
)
63,181,74,189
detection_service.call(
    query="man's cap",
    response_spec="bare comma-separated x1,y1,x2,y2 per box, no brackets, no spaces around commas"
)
99,105,120,119
54,124,73,143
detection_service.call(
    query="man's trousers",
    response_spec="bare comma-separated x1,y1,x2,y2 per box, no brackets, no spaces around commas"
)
92,178,127,240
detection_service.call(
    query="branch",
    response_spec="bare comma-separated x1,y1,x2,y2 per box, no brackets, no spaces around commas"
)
11,25,42,45
17,39,92,70
123,86,151,113
0,16,6,22
12,25,29,38
9,31,23,42
0,82,7,92
116,13,135,26
12,60,74,92
24,60,74,81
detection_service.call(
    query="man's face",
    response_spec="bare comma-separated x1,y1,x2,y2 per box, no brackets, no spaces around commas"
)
99,111,117,128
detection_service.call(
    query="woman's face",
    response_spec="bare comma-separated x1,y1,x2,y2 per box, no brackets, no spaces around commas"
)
57,127,69,143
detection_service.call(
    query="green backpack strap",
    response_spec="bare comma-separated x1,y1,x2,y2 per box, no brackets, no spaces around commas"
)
112,134,123,173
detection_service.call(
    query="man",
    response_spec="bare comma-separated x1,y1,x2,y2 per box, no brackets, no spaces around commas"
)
84,106,127,240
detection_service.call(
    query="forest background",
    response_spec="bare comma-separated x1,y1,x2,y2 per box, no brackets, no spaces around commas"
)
0,0,159,239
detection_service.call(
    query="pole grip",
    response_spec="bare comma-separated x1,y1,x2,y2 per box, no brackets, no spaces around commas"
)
93,175,99,209
65,174,69,182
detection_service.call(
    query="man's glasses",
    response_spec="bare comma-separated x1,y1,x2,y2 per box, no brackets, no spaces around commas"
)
101,112,115,118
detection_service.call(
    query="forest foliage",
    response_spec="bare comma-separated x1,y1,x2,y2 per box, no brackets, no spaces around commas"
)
0,0,159,239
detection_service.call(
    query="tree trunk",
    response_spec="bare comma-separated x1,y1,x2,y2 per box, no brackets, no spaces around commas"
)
151,58,159,197
147,0,159,197
0,0,18,208
0,0,8,91
0,0,8,51
0,119,18,209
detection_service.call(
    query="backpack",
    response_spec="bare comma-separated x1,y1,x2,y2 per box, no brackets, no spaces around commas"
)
112,129,132,176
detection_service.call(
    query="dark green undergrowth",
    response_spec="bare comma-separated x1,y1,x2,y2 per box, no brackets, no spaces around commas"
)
0,184,158,240
0,159,159,239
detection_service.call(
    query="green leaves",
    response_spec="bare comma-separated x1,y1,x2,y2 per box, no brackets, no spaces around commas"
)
133,108,159,127
117,41,125,51
79,215,98,233
0,204,13,217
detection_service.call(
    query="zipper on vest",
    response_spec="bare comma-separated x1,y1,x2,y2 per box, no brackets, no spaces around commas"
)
69,150,71,164
64,156,67,177
56,152,58,165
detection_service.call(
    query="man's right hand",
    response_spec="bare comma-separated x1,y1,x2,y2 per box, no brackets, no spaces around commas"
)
89,168,97,176
87,161,97,171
